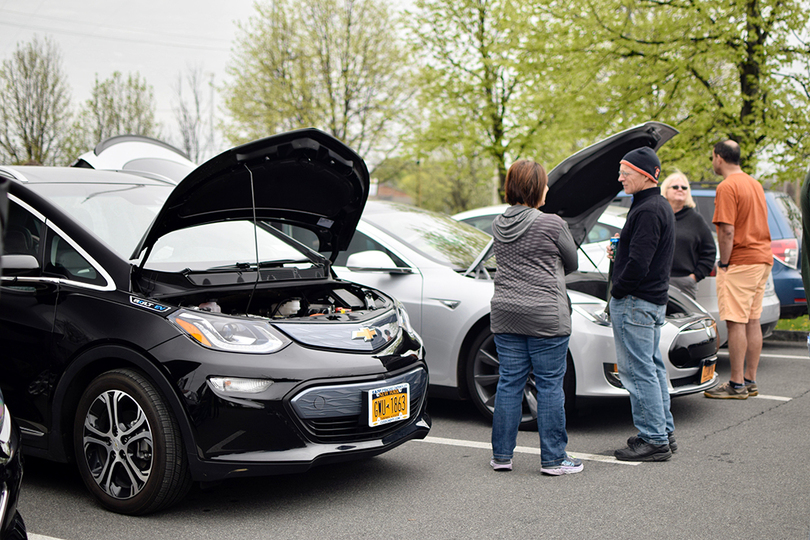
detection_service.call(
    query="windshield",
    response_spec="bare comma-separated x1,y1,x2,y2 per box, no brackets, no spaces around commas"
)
147,221,317,272
363,203,492,269
27,182,322,273
28,182,170,259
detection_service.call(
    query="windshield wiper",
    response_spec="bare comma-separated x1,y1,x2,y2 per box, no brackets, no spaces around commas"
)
207,259,317,271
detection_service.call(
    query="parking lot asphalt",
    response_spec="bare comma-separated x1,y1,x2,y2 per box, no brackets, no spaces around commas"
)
18,340,810,540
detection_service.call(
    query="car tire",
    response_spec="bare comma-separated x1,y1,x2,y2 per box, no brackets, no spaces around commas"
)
465,329,576,431
73,368,191,515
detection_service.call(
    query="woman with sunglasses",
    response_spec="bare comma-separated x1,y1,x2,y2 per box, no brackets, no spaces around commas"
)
661,172,716,299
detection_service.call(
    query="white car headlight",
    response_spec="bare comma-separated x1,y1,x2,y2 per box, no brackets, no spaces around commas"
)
169,309,287,354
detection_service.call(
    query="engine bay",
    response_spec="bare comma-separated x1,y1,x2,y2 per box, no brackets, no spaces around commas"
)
163,281,391,323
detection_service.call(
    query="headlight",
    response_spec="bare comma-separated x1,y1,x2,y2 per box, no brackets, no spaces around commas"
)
169,309,287,354
395,300,415,336
208,377,273,394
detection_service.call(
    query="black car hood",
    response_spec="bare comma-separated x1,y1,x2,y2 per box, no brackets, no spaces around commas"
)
543,121,678,246
132,128,369,261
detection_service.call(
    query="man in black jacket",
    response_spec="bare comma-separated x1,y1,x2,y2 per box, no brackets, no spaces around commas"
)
609,147,676,461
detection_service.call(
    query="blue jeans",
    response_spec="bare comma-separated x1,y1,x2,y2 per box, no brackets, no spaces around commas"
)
609,295,674,446
491,333,570,467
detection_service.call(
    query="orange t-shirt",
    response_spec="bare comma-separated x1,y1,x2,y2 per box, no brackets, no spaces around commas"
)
712,172,772,265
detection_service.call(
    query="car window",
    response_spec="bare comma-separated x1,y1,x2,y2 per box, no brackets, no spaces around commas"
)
332,230,407,267
27,183,170,260
771,193,802,240
363,207,491,269
460,215,496,235
585,223,621,244
44,233,104,286
3,201,43,257
145,221,310,272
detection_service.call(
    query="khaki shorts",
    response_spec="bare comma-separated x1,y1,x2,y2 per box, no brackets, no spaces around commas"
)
716,263,772,323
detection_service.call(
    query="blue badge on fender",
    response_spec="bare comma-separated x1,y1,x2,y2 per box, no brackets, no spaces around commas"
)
130,296,171,312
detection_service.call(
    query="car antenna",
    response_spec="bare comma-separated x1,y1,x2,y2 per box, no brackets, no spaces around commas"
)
243,163,260,316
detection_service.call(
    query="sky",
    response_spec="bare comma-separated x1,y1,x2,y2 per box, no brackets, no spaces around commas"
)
0,0,258,153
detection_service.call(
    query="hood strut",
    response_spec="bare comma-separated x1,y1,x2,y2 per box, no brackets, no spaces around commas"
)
244,163,261,316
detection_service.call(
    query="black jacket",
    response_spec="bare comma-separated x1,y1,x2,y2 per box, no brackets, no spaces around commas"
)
671,206,716,281
611,187,675,305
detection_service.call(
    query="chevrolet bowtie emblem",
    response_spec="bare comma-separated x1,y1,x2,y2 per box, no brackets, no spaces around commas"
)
352,328,377,342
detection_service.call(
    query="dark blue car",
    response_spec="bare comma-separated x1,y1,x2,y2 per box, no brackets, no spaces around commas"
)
689,189,804,318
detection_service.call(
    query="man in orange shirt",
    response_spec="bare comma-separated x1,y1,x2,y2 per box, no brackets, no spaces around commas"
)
705,140,773,399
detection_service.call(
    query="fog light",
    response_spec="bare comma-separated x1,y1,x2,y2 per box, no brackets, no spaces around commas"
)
603,363,624,389
209,377,273,394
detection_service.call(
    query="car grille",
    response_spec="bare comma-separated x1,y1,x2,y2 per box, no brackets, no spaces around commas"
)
669,318,718,368
289,367,427,443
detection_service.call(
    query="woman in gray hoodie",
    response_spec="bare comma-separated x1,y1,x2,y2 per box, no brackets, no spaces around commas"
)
489,159,582,475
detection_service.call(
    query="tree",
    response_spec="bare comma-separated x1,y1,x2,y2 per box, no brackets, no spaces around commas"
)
83,71,159,142
64,71,159,159
406,0,606,203
572,0,810,183
0,36,72,165
173,65,214,163
222,0,414,167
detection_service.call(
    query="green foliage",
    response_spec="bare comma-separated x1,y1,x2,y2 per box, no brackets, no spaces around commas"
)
568,0,810,185
396,152,495,214
0,36,72,165
222,0,413,167
404,0,622,206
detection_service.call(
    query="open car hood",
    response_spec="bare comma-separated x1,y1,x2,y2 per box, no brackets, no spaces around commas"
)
543,121,678,246
131,128,369,261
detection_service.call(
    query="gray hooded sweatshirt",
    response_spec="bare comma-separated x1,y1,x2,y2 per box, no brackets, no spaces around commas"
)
490,205,578,337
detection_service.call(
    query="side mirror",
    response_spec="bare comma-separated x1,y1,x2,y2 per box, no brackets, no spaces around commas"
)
1,254,40,277
346,250,413,274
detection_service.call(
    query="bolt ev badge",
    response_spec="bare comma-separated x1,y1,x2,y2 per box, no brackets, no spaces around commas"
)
352,328,377,342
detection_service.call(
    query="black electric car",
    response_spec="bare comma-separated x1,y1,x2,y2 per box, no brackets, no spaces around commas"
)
0,129,430,515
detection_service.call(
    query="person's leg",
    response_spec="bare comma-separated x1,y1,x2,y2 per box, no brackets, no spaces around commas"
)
491,333,531,461
744,318,762,382
743,265,770,383
610,296,668,446
651,303,674,435
527,335,570,467
726,320,747,384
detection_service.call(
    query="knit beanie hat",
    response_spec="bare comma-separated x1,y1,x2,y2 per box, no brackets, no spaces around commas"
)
620,147,661,182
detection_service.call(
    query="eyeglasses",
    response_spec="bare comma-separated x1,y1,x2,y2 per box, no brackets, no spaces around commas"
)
618,170,633,177
669,185,688,190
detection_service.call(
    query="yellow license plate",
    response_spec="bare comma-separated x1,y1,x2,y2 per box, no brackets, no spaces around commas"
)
701,363,716,384
368,383,410,427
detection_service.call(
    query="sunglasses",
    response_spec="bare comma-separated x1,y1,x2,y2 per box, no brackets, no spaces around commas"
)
669,185,688,190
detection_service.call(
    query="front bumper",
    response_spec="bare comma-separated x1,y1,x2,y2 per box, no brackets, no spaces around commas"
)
164,343,431,482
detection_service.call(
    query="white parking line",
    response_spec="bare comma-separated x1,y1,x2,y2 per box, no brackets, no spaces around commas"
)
719,351,808,361
419,436,639,466
760,353,809,360
752,394,792,401
30,534,63,540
